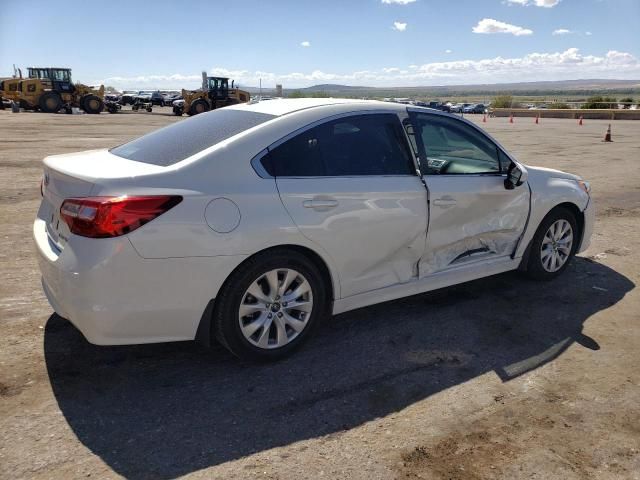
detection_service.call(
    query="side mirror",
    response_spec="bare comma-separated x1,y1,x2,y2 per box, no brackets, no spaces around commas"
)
504,162,528,190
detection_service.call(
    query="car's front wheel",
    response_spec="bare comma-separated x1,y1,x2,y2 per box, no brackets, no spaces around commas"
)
213,250,328,361
525,207,578,280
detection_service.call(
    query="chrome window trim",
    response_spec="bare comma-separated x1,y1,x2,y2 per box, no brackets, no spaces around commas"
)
250,149,272,178
254,109,418,179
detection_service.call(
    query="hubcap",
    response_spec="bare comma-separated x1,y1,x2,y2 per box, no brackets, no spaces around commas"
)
239,268,313,349
541,219,573,273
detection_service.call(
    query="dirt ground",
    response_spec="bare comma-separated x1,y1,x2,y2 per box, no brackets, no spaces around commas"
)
1,107,639,480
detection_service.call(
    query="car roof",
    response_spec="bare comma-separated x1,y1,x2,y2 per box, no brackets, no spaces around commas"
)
227,98,402,117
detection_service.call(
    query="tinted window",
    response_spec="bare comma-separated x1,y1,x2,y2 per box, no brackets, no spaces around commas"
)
111,109,276,166
268,113,414,177
410,113,501,175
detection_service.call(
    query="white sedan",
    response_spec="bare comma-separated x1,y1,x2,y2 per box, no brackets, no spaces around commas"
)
34,99,594,360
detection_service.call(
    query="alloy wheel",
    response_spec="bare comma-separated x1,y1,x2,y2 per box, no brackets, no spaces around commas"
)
238,269,313,349
540,219,573,273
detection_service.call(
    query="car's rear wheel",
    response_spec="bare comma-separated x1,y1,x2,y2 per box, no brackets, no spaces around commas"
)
525,207,577,280
213,250,328,361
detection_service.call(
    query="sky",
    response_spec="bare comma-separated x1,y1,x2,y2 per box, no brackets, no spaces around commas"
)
1,0,639,89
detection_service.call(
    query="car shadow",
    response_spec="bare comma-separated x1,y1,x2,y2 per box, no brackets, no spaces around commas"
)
44,257,633,479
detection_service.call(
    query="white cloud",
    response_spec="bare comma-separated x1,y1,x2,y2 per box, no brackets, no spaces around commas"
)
534,0,561,7
95,48,640,89
382,0,417,4
392,21,407,31
585,31,592,36
506,0,560,7
300,41,311,47
445,49,452,54
473,18,533,36
552,28,572,35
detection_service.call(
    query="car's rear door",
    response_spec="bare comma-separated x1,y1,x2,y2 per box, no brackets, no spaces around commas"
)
406,109,530,276
268,112,428,298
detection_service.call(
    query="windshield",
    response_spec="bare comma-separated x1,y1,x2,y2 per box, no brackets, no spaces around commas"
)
110,109,276,166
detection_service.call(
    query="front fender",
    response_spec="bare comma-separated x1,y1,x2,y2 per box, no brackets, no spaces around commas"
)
514,171,590,259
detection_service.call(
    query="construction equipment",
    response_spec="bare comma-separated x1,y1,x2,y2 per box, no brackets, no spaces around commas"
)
0,66,22,108
3,67,105,114
173,76,250,116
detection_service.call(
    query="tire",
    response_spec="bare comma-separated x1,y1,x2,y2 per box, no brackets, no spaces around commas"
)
82,95,104,114
525,207,578,280
188,99,209,116
39,92,62,113
146,107,152,112
213,249,329,361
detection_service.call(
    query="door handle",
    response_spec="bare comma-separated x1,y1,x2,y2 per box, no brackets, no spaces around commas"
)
433,198,457,207
303,199,338,209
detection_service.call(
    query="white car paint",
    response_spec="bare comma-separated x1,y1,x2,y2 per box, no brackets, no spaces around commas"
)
34,98,594,346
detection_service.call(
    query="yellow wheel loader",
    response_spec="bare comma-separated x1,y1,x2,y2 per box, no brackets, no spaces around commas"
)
0,77,22,108
6,67,105,114
173,76,250,116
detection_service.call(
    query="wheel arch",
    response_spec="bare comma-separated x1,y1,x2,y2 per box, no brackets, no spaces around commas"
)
518,201,585,270
194,244,337,347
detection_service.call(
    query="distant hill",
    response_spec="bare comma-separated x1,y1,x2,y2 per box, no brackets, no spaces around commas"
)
303,84,366,92
246,79,640,99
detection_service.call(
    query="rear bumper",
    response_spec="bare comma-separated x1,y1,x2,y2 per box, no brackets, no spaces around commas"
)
34,218,246,345
577,197,595,253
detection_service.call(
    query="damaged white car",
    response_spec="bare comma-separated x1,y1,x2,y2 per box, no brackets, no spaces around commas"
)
34,99,594,360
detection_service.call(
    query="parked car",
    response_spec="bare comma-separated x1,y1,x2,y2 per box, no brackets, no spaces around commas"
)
133,90,153,104
415,101,451,113
34,99,594,361
119,91,138,105
162,91,181,105
148,91,163,106
450,103,471,113
104,93,121,103
463,103,487,114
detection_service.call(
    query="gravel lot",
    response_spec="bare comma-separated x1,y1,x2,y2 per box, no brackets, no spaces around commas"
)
1,107,639,479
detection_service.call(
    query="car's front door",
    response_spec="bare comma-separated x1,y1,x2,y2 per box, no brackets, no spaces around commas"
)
270,112,428,298
407,110,530,276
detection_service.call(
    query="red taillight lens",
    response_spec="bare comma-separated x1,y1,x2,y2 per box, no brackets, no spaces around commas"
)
60,195,182,238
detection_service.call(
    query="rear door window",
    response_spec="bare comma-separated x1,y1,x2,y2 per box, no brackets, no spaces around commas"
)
267,113,415,177
111,109,276,166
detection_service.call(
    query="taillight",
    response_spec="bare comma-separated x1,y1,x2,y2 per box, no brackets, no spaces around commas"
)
60,195,182,238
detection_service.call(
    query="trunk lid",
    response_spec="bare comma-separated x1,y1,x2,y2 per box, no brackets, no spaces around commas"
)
40,149,166,250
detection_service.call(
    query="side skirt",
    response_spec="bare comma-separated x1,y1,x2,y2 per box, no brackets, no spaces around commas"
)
332,256,521,315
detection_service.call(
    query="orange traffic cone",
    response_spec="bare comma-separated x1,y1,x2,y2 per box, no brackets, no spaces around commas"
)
578,116,583,126
602,124,613,142
509,114,514,124
535,114,539,124
482,114,487,123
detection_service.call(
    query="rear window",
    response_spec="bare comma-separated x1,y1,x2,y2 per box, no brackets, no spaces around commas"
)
110,109,276,166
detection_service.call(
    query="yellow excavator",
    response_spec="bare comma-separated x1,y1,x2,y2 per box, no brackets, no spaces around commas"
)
0,67,105,113
173,75,250,116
